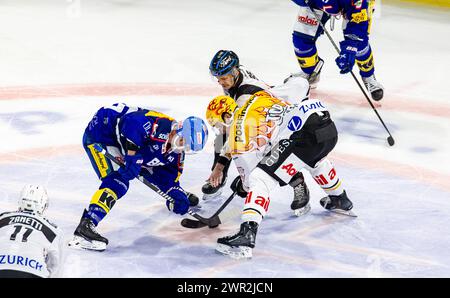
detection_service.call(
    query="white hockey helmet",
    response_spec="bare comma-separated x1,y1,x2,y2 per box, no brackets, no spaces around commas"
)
18,184,49,215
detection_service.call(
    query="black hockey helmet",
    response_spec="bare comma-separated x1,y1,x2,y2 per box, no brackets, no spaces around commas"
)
209,50,240,77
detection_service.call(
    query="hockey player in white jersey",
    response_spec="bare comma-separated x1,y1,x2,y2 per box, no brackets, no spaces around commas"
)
203,50,311,216
0,185,63,278
202,50,269,199
206,91,354,259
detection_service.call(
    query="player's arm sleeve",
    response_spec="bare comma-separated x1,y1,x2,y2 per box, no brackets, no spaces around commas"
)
269,76,310,103
217,141,232,165
47,228,64,278
142,153,184,192
120,117,147,149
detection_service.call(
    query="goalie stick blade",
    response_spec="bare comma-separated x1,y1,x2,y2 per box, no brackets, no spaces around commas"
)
181,218,207,229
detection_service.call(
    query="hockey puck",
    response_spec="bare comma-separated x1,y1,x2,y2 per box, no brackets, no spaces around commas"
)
387,136,395,146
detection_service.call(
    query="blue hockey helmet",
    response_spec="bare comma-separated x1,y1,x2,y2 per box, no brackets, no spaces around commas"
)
209,50,240,77
172,116,208,153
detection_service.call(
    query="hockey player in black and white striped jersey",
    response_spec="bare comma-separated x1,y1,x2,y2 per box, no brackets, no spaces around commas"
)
203,50,312,217
0,185,63,278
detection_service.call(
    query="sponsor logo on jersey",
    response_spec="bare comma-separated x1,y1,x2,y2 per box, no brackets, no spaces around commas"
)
351,9,368,24
274,154,306,184
0,255,44,271
297,15,318,26
146,157,164,167
158,133,169,140
288,116,303,132
234,97,254,143
281,163,298,177
299,101,326,114
262,139,292,167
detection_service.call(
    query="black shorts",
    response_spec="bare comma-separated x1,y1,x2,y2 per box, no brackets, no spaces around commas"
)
258,116,338,186
0,269,42,278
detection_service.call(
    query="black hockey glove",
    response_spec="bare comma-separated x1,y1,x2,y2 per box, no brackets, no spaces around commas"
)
230,176,248,198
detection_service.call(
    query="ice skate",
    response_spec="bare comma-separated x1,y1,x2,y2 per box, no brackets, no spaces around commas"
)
201,177,227,200
216,221,258,259
290,173,311,217
68,212,108,251
362,74,384,101
320,191,356,217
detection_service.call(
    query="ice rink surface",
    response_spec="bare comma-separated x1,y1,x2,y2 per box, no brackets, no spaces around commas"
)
0,0,449,277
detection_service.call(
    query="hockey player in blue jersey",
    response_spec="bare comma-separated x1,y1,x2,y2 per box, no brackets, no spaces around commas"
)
292,0,384,101
69,103,208,251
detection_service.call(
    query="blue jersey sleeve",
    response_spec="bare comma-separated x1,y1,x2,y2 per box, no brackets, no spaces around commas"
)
119,110,160,150
141,152,185,192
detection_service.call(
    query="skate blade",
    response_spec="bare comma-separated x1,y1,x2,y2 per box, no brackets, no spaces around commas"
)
68,236,107,252
215,244,252,260
293,203,311,217
329,209,358,218
202,188,223,200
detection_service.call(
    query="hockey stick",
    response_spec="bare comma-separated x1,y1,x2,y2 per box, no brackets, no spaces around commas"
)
92,144,218,228
180,190,237,229
304,1,395,146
